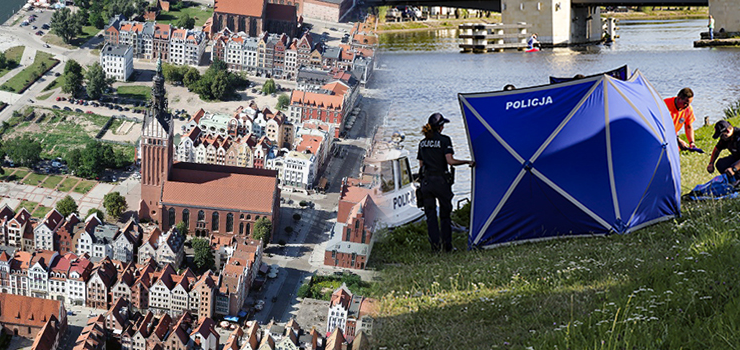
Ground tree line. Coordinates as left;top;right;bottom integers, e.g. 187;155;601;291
162;59;249;101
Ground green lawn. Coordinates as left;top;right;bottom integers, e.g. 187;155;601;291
117;85;151;101
156;1;214;27
16;200;38;213
22;172;47;186
0;46;24;79
0;51;58;93
43;25;100;48
41;175;64;189
73;180;96;194
33;205;51;218
37;91;53;101
57;177;80;192
8;168;29;182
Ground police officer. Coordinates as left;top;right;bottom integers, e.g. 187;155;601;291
417;112;475;252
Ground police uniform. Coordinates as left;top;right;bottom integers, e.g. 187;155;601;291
417;131;455;252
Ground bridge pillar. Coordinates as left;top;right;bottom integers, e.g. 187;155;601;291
501;0;600;46
709;0;740;35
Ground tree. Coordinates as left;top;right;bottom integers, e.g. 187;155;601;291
66;142;123;179
76;8;90;28
50;7;82;44
175;14;195;29
276;94;290;110
162;63;186;83
175;221;188;236
183;67;200;87
62;60;84;97
293;213;301;221
3;136;42;167
85;62;109;100
253;217;272;246
192;238;214;270
56;195;79;217
284;226;293;234
210;71;230;101
89;11;105;29
262;79;276;95
87;208;105;221
0;52;7;70
103;191;127;220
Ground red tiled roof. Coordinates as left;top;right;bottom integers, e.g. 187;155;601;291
215;0;264;18
31;315;60;350
0;294;62;329
296;135;323;154
162;163;277;213
290;90;344;110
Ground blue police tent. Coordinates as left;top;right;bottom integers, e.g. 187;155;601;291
458;70;681;248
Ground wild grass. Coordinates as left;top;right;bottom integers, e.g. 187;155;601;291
0;46;24;79
117;85;151;101
156;1;214;27
16;200;38;213
23;173;46;186
41;175;63;189
370;116;740;349
43;25;99;48
33;205;51;218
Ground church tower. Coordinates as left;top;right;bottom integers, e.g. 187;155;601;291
139;59;174;223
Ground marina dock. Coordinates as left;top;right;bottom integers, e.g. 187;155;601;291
458;23;531;53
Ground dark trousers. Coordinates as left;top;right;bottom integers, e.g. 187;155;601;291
421;175;454;252
716;155;740;174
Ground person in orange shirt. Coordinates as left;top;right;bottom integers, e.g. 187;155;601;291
664;88;695;150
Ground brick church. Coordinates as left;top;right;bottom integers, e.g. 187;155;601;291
211;0;300;38
138;60;280;239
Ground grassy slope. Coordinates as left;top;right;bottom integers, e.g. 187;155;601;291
370;115;740;349
0;46;25;79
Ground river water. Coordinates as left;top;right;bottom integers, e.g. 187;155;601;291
0;0;28;25
369;18;740;199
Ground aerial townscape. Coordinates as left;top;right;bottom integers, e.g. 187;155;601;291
0;0;395;347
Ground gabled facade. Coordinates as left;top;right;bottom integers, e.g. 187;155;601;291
34;209;64;251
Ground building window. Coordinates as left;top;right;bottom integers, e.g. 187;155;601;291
226;213;234;232
198;210;205;221
212;212;219;231
239;223;244;235
346;228;351;241
182;209;190;228
168;208;176;227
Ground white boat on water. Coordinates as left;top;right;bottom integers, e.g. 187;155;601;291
362;131;425;228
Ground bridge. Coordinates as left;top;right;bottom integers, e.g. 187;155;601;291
366;0;737;46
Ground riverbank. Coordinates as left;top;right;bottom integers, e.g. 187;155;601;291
377;9;709;33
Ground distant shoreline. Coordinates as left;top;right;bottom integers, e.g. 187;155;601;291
377;10;708;33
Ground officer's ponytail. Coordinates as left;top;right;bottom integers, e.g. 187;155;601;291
422;123;441;139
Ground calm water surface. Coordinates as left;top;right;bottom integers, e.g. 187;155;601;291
0;0;28;25
369;19;740;199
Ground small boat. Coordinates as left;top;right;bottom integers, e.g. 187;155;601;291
362;130;425;228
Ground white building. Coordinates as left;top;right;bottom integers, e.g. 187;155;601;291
34;209;64;251
100;43;134;81
170;29;206;66
279;151;317;189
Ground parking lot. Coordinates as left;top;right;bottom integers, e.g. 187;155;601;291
17;8;53;38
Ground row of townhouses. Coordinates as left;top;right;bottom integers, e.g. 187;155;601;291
0;206;185;268
0;238;262;318
211;28;375;82
104;18;207;66
175;102;335;189
76;299;220;350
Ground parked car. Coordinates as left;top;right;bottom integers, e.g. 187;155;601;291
86;110;93;114
52;105;60;109
56;96;62;101
35;30;43;36
42;23;49;29
63;106;71;111
74;108;83;113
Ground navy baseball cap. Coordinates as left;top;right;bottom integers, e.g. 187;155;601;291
713;120;732;139
428;113;450;127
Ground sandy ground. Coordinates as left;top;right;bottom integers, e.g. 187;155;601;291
295;298;330;333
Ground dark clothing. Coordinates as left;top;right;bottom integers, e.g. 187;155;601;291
714;128;740;174
715;127;740;158
417;132;453;175
716;156;740;174
421;175;454;252
418;131;455;252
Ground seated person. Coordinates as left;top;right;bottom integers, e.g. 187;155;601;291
707;120;740;178
527;33;539;49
